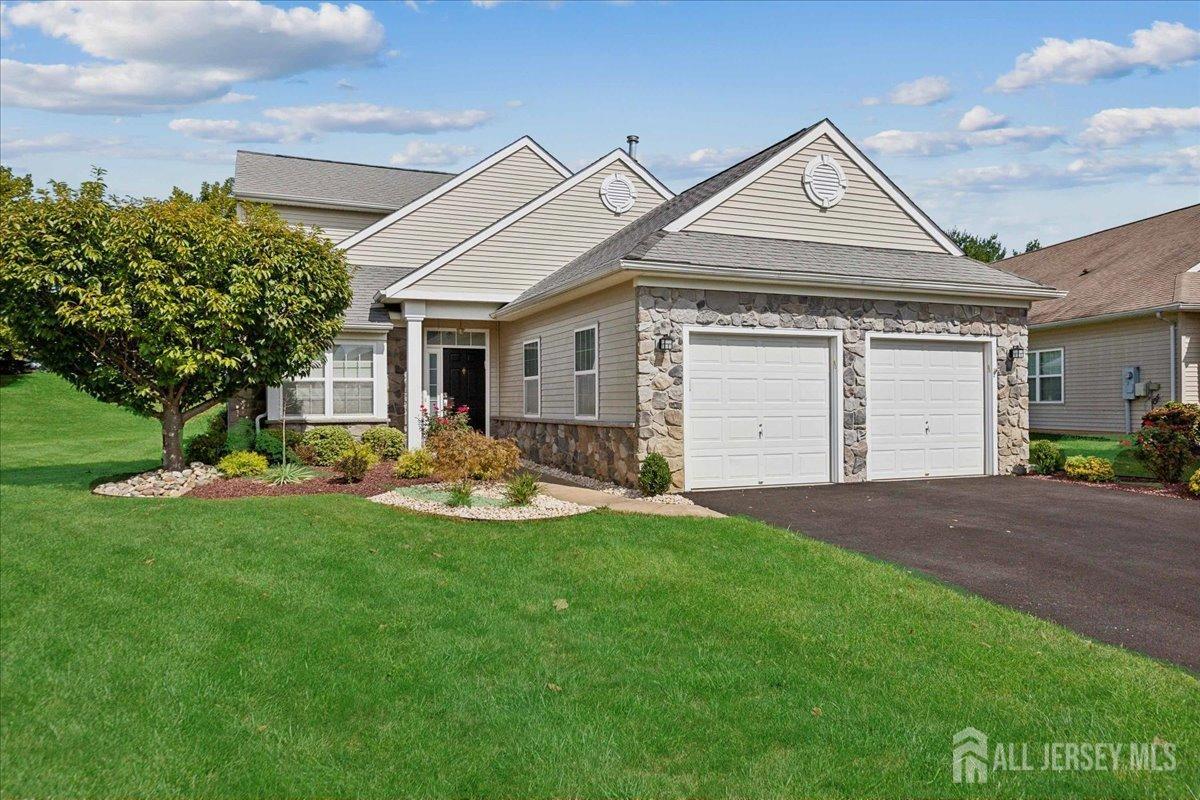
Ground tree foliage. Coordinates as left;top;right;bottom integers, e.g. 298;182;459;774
949;228;1043;263
0;169;351;468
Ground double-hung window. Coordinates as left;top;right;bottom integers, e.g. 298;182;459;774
277;339;383;420
574;325;598;419
523;340;540;417
1029;348;1064;403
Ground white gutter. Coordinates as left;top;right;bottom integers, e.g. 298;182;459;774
234;192;397;213
1031;304;1200;331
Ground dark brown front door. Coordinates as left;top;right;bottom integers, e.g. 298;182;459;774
443;348;486;432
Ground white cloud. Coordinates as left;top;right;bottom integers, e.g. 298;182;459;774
958;105;1008;132
646;146;751;178
218;91;256;104
864;125;1061;157
0;131;123;156
0;131;233;165
0;0;384;114
993;21;1200;93
471;0;502;7
262;103;491;134
863;76;952;107
168;118;309;144
389;141;477;168
336;78;357;91
1078;106;1200;147
927;146;1200;192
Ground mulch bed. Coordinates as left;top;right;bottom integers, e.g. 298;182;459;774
1028;473;1197;501
188;460;436;499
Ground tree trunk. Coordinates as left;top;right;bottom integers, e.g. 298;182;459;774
161;399;185;470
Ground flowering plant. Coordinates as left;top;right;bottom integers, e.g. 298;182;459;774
420;403;471;438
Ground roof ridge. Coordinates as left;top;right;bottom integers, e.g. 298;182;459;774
1001;203;1200;263
235;149;456;176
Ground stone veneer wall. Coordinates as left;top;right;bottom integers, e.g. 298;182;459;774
386;325;408;429
636;286;1030;489
491;418;639;488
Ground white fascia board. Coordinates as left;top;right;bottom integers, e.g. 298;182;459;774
388;288;518;302
1029;304;1199;331
662;119;964;257
335;136;572;252
378;149;675;300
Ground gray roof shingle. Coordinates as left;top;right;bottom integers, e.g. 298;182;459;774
505;122;1056;311
233;150;455;211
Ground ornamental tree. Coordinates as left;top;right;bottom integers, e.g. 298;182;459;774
0;169;351;469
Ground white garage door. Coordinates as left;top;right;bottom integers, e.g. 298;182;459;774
686;333;833;490
868;338;988;480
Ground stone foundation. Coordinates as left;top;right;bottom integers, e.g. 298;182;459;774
386;325;408;429
637;287;1030;489
491;417;639;488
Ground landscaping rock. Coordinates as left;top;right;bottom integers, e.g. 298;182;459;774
93;463;220;498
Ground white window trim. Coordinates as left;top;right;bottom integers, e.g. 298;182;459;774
1029;347;1065;405
523;339;541;418
266;335;388;423
574;324;599;420
423;327;490;436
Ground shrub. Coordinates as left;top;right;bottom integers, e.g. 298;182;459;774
1141;402;1200;446
217;450;268;478
1063;455;1115;483
332;442;378;483
504;472;540;507
265;462;315;485
1128;425;1192;484
301;426;354;466
1189;468;1200;497
420;404;471;438
428;428;520;481
224;418;254;454
254;428;299;465
293;443;318;465
395;448;435;479
184;410;227;464
447;479;474;508
360;425;407;460
639;452;672;496
1028;440;1066;475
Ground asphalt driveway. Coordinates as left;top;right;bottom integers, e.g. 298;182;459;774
690;477;1200;671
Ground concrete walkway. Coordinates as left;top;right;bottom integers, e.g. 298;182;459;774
537;481;724;518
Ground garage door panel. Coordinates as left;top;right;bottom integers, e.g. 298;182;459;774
869;339;987;480
686;333;833;489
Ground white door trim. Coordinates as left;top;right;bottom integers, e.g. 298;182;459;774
681;326;845;491
864;331;998;479
423;327;491;437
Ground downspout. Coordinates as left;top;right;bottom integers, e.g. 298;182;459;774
1155;311;1178;402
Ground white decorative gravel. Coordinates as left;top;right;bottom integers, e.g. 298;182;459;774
368;482;594;520
521;460;694;505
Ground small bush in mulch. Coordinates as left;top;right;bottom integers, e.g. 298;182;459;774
189;459;436;499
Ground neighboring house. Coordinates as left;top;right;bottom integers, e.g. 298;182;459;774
232;119;1060;490
1000;205;1200;434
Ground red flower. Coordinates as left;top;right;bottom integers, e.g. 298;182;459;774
456;405;469;414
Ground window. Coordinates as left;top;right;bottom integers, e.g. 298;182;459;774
574;325;598;419
523;340;540;416
426;330;485;347
277;339;382;419
1030;348;1063;403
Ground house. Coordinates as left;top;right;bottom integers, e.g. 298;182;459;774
999;206;1200;434
231;119;1061;490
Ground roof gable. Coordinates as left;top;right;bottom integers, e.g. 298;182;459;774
665;120;959;255
382;150;673;300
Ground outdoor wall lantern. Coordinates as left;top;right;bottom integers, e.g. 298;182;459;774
656;335;679;353
1008;345;1025;361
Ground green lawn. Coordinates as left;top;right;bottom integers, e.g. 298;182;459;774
1032;431;1200;480
2;373;1197;798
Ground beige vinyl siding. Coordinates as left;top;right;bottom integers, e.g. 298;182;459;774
497;283;636;423
409;169;667;296
1029;316;1176;433
684;134;944;253
1180;311;1199;404
271;204;385;242
342;147;565;272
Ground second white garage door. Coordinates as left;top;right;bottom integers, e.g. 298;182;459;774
686;332;834;490
867;338;988;480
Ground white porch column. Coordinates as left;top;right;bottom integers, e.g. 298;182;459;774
404;300;426;450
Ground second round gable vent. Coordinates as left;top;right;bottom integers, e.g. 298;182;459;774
803;154;848;209
600;173;637;214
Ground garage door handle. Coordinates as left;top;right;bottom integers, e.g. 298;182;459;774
758;422;763;439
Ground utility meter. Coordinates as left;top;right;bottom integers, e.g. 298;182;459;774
1121;366;1140;400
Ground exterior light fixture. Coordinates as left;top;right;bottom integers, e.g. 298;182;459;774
656;335;678;353
1009;345;1025;361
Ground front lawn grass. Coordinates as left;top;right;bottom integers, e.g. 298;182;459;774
3;373;1197;798
1032;431;1200;480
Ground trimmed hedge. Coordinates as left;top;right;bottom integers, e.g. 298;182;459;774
360;425;406;460
639;452;672;496
1028;440;1065;475
301;426;354;466
217;450;268;478
1064;455;1115;483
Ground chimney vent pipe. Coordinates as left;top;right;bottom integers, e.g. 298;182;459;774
626;134;639;161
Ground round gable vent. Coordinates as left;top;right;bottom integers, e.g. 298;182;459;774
803;154;848;209
600;173;637;214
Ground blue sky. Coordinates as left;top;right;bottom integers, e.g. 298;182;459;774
2;0;1197;248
